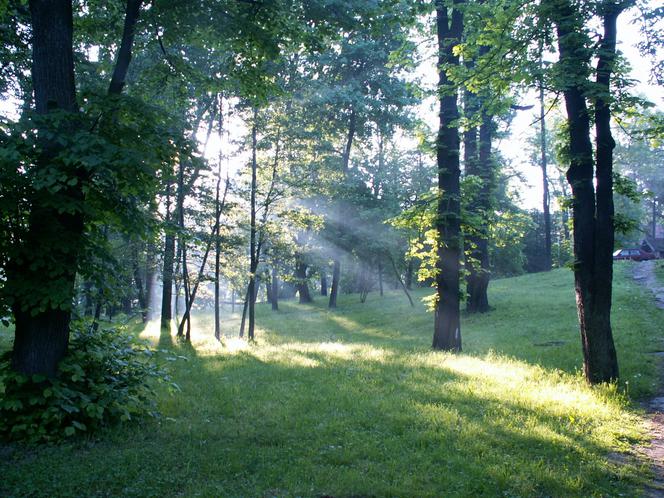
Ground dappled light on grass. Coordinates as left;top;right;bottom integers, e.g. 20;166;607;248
5;269;660;497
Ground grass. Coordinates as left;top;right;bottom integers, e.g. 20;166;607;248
1;262;662;497
655;259;664;286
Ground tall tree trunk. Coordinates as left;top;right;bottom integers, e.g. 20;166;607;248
466;109;493;313
11;0;144;375
83;280;94;317
547;0;620;383
432;0;463;351
271;266;279;311
653;199;657;239
9;0;79;376
295;258;313;303
539;61;552;271
247;110;258;340
214;96;225;341
107;0;142;95
328;259;341;308
329;109;356;309
144;241;156;321
589;1;621;383
266;273;273;303
132;242;148;323
378;262;384;297
405;257;414;290
432;0;463;352
161;178;175;329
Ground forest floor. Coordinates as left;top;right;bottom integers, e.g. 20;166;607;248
632;259;664;497
1;264;663;497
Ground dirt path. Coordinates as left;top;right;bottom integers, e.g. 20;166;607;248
633;261;664;496
633;260;664;310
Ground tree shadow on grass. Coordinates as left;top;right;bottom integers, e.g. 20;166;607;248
1;335;645;498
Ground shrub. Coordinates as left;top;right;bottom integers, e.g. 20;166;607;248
0;322;171;443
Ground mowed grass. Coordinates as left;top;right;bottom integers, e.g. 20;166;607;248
655;259;664;285
1;262;662;497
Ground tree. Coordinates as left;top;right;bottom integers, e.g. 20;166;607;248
432;0;464;351
542;0;626;383
3;0;145;376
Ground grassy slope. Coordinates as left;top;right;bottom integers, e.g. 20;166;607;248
1;263;662;497
655;260;664;286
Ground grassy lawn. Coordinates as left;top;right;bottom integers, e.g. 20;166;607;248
1;263;662;497
655;259;664;286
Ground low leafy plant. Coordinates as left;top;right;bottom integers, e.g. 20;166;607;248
0;322;172;443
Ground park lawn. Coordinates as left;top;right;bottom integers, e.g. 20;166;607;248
1;263;662;497
655;259;664;285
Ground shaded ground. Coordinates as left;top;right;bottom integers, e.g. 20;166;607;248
0;266;662;497
633;260;664;496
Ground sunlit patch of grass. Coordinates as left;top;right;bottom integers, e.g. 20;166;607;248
1;267;661;497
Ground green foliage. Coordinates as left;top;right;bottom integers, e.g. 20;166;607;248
0;93;182;317
0;323;171;443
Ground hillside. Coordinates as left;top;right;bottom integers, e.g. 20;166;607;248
1;263;662;497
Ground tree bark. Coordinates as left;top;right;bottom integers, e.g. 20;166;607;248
589;1;621;383
271;266;279;311
328;109;356;309
10;0;78;376
160;177;175;329
432;0;463;352
378;262;384;297
132;242;148;323
539;57;553;271
405;257;414;290
466;109;493;313
295;258;313;303
547;0;620;383
247;110;258;340
328;259;341;308
107;0;143;95
144;241;156;321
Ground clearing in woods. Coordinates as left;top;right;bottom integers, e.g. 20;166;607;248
1;263;663;497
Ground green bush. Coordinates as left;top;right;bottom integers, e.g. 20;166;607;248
0;323;171;443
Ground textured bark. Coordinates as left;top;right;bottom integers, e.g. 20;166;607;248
328;259;341;308
10;0;78;376
539;65;552;271
247;111;258;340
107;0;142;95
329;110;356;309
160;179;175;329
589;2;621;383
432;0;463;352
466;110;493;313
295;259;313;304
144;241;156;321
271;266;279;311
377;263;383;297
548;0;620;383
